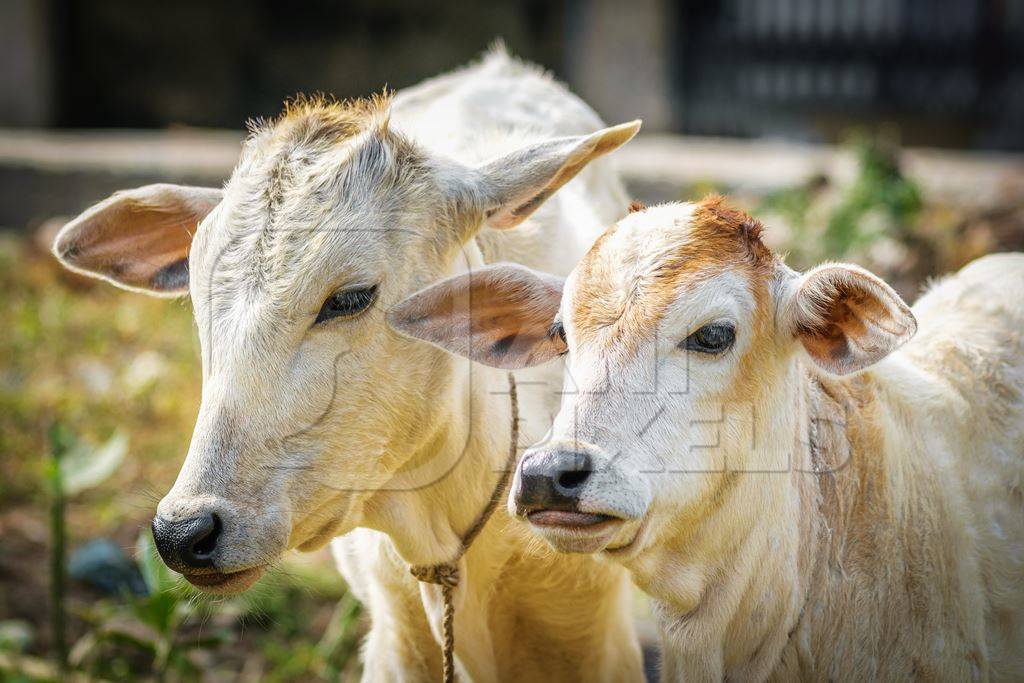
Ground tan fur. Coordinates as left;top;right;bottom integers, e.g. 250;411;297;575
271;93;393;142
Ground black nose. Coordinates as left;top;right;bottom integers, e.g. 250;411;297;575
516;449;593;512
151;513;221;571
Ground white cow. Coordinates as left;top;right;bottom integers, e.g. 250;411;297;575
54;49;644;682
392;196;1024;681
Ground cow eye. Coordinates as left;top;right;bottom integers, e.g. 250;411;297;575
549;321;568;354
315;285;378;324
682;323;735;354
550;321;567;344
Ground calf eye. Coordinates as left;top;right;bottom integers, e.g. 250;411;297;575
682;323;735;354
315;285;378;324
549;321;568;354
549;321;567;344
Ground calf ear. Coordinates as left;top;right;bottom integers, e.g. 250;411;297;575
52;184;222;296
477;120;641;230
388;264;566;370
791;263;917;375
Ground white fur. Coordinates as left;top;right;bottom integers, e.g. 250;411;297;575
166;49;644;681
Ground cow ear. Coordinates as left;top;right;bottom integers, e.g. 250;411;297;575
476;121;641;230
52;183;222;296
388;263;566;370
791;263;917;375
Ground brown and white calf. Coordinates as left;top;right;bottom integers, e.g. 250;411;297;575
392;196;1024;680
53;50;645;682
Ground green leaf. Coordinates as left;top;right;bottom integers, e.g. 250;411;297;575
60;430;128;496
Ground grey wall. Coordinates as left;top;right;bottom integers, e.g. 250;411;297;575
0;0;53;126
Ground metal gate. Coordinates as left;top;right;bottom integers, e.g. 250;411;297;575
672;0;1024;150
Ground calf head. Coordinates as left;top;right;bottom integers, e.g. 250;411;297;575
54;95;639;593
393;196;917;559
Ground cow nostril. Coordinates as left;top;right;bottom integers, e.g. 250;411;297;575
190;513;221;559
517;449;595;512
557;469;590;490
152;512;223;570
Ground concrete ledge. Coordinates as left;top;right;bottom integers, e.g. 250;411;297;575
0;128;243;176
618;135;1024;209
0;129;241;229
2;128;1022;229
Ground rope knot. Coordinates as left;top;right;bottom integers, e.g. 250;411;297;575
410;562;460;588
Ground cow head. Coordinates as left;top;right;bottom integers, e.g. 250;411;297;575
392;196;916;560
53;94;639;593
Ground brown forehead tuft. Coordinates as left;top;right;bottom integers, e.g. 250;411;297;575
691;194;771;266
250;91;393;146
628;200;647;213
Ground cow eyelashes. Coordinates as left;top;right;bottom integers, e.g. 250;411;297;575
315;285;378;325
682;322;736;354
549;321;568;354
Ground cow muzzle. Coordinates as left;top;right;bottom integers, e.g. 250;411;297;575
153;493;287;594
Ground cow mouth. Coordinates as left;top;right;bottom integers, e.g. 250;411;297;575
181;565;266;595
522;509;629;554
602;514;650;561
526;510;620;529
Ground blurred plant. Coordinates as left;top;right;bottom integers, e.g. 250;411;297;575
44;424;71;675
68;530;229;681
823;131;923;257
758;173;829;261
63;530;364;682
240;563;362;682
58;430;128;497
757;131;924;268
44;424;144;679
315;593;363;681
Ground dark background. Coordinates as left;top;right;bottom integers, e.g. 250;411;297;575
4;0;1023;149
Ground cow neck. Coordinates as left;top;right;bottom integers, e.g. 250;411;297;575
359;358;516;568
639;363;818;676
409;372;520;683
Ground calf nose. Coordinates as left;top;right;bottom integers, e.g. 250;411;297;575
516;449;593;512
151;513;222;571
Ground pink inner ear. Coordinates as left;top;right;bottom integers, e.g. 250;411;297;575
55;185;220;293
796;270;916;375
467;292;566;367
455;270;564;368
79;209;192;283
389;264;566;370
